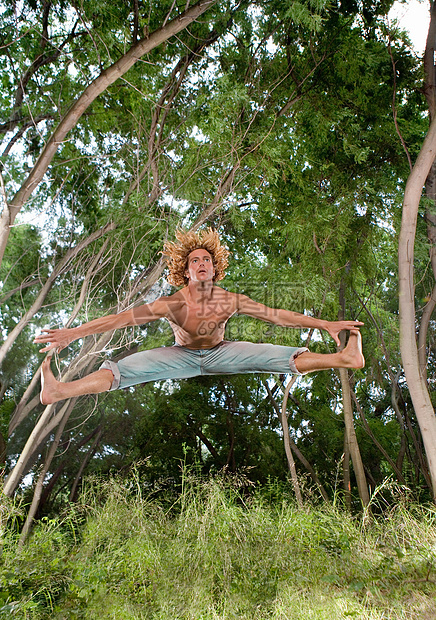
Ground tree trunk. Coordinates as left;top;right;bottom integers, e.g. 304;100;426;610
0;222;115;366
398;113;436;500
265;378;303;506
338;282;369;506
186;416;223;465
349;387;406;484
265;380;329;503
38;425;105;511
421;1;436;377
343;434;351;511
0;0;218;269
280;381;304;508
418;283;436;379
0;432;6;465
339;367;370;507
18;398;76;546
69;427;103;502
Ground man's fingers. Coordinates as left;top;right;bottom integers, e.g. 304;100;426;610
34;332;51;340
39;343;54;352
34;328;57;341
38;342;61;353
34;335;57;344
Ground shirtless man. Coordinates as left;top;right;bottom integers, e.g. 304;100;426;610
34;228;364;405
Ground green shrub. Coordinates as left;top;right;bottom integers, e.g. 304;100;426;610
1;473;435;619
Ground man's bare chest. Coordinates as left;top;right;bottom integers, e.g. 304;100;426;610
168;292;236;331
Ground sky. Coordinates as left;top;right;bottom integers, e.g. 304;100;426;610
389;0;430;54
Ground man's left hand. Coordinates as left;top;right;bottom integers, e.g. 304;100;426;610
324;320;364;346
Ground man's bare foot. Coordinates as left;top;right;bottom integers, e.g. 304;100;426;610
40;357;65;405
342;329;365;369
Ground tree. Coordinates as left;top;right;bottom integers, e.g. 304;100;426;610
398;3;436;500
398;122;436;498
2;0;433;514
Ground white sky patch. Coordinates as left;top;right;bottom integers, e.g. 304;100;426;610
68;63;79;78
190;125;209;143
389;0;430;54
160;192;191;214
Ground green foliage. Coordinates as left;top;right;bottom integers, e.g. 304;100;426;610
1;473;436;618
0;399;14;439
1;0;433;512
115;374;286;485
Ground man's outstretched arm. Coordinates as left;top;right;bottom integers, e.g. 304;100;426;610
235;294;363;346
34;297;172;353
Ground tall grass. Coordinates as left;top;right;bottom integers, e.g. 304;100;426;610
1;473;436;619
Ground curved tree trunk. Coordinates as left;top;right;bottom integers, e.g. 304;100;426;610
0;0;218;269
18;399;76;547
421;0;436;376
0;222;115;366
265;380;330;504
279;378;303;508
339;367;369;507
398;113;436;500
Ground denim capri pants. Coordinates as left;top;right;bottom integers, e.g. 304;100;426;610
100;341;309;390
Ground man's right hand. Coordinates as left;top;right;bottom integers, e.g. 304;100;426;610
34;327;76;353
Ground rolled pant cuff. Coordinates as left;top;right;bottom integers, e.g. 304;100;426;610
100;361;120;390
289;347;309;375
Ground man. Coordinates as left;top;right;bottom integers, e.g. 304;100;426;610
34;228;364;405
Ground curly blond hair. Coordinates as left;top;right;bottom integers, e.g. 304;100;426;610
162;228;230;286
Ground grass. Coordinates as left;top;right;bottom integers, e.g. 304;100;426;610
1;473;436;619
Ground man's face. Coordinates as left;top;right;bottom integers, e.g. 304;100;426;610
185;248;215;283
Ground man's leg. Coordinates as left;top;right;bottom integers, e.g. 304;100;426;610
40;345;204;405
294;329;364;374
40;357;114;405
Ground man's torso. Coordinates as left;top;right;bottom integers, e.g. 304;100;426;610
165;287;238;349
